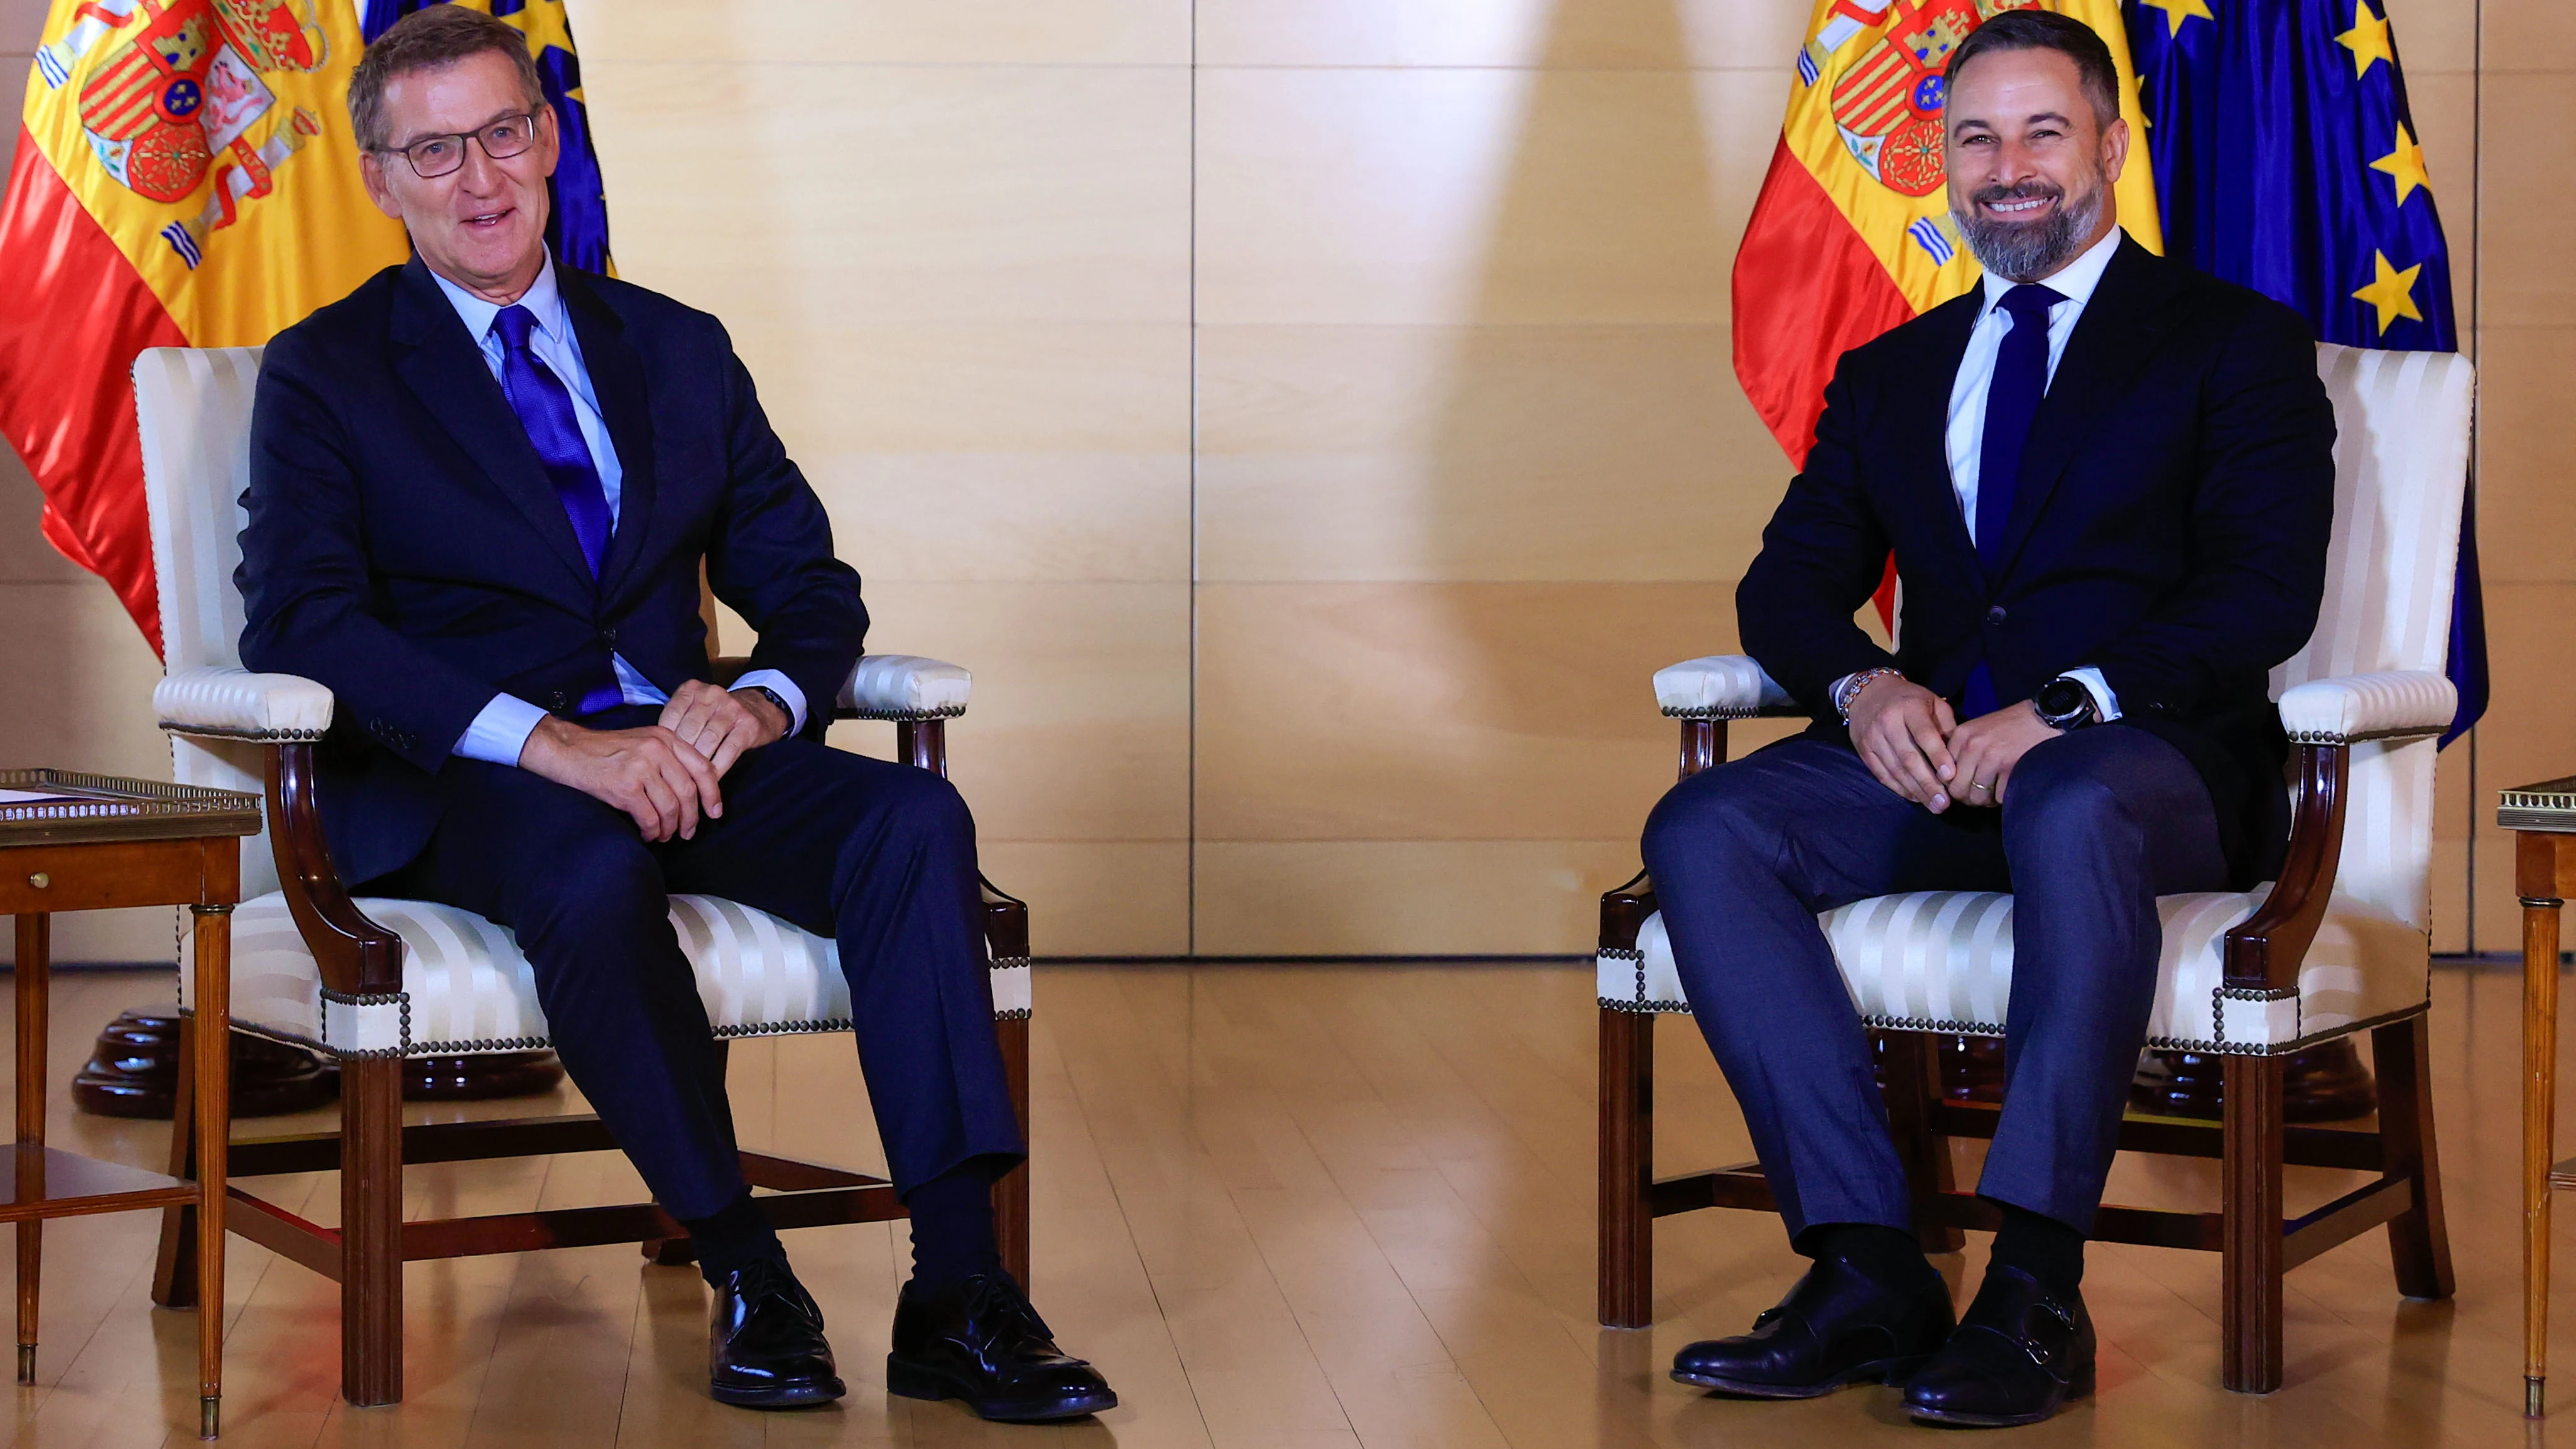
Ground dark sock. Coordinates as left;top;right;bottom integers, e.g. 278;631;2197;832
905;1161;1001;1293
1798;1222;1938;1291
681;1188;785;1288
1987;1203;2084;1299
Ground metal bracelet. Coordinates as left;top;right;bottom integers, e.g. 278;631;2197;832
1835;667;1905;724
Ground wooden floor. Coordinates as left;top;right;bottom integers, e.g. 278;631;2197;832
4;961;2574;1447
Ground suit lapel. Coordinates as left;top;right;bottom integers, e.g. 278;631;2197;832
1903;291;1987;595
388;258;596;590
559;268;658;602
1987;236;2182;582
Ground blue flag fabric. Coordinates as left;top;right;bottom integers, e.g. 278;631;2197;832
2128;0;2485;744
361;1;614;274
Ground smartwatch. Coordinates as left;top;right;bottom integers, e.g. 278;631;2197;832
2034;675;2100;731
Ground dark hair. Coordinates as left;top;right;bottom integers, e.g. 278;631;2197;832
347;6;545;153
1943;9;2121;129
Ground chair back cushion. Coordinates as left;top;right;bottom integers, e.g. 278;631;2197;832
2274;344;2473;931
134;346;280;900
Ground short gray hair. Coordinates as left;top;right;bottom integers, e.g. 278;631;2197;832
347;7;545;153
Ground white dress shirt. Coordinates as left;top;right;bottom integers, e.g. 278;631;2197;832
1835;224;2126;722
431;251;809;765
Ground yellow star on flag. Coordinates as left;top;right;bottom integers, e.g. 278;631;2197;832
2371;122;2431;205
2352;251;2423;335
2139;0;2216;36
2337;1;2394;78
467;0;588;104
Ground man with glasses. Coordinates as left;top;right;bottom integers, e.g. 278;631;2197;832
237;8;1115;1422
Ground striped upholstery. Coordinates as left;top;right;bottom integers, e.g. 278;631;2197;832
1598;889;2427;1052
136;345;1029;1056
1609;345;2472;1055
183;892;1031;1058
137;347;282;900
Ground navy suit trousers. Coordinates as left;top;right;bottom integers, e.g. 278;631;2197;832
366;717;1026;1220
1639;727;2229;1239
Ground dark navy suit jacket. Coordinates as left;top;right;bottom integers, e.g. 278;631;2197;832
239;256;867;887
1738;237;2336;884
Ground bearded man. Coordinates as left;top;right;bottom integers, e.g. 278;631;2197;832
1644;10;2334;1429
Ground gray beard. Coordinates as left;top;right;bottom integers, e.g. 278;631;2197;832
1952;179;2105;282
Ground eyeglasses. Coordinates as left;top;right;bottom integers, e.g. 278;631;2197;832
384;111;541;179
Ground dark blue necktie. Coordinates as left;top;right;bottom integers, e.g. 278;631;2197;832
1962;281;2062;718
492;304;622;715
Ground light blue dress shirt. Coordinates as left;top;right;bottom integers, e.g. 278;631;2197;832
1834;224;2124;722
431;251;808;765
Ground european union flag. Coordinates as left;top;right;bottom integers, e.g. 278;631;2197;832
2129;0;2485;744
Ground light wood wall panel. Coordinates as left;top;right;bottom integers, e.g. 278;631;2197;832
2460;0;2576;952
1190;0;1793;953
577;3;1193;955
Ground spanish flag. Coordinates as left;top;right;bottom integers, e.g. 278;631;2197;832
1734;0;2163;467
0;1;607;652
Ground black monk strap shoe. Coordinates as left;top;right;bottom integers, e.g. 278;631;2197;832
708;1258;847;1409
1670;1252;1955;1399
1902;1264;2095;1428
887;1271;1118;1423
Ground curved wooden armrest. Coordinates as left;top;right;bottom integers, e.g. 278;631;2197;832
2221;742;2349;994
979;876;1030;960
1601;869;1657;952
266;741;404;997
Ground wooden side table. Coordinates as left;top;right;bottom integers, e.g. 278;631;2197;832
2510;776;2576;1418
0;770;259;1438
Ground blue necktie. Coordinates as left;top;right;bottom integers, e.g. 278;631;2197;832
1962;281;2063;718
492;304;622;715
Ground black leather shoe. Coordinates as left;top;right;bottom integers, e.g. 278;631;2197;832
708;1258;847;1408
1903;1264;2095;1427
888;1271;1117;1422
1671;1252;1955;1399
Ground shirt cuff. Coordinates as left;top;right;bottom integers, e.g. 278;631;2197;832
731;668;808;735
453;692;551;766
2062;666;2122;722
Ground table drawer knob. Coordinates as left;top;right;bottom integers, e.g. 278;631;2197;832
26;872;46;890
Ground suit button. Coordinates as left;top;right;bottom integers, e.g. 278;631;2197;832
1986;605;2008;624
601;626;617;644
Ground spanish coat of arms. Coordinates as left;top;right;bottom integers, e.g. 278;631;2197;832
1807;0;2039;198
40;0;328;249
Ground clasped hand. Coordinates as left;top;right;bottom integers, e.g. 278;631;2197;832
1844;676;2058;813
517;680;791;842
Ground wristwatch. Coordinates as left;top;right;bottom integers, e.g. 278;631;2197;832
2033;675;2100;731
740;685;791;724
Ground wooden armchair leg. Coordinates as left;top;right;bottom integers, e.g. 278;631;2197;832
1877;1032;1965;1257
340;1057;406;1407
2222;1053;2288;1394
1598;1007;1655;1329
151;1015;202;1310
995;1016;1032;1288
2371;1016;2454;1300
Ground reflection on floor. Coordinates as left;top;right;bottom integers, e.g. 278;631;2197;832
0;962;2565;1446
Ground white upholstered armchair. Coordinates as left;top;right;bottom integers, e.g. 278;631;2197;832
1597;343;2470;1394
131;346;1033;1408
